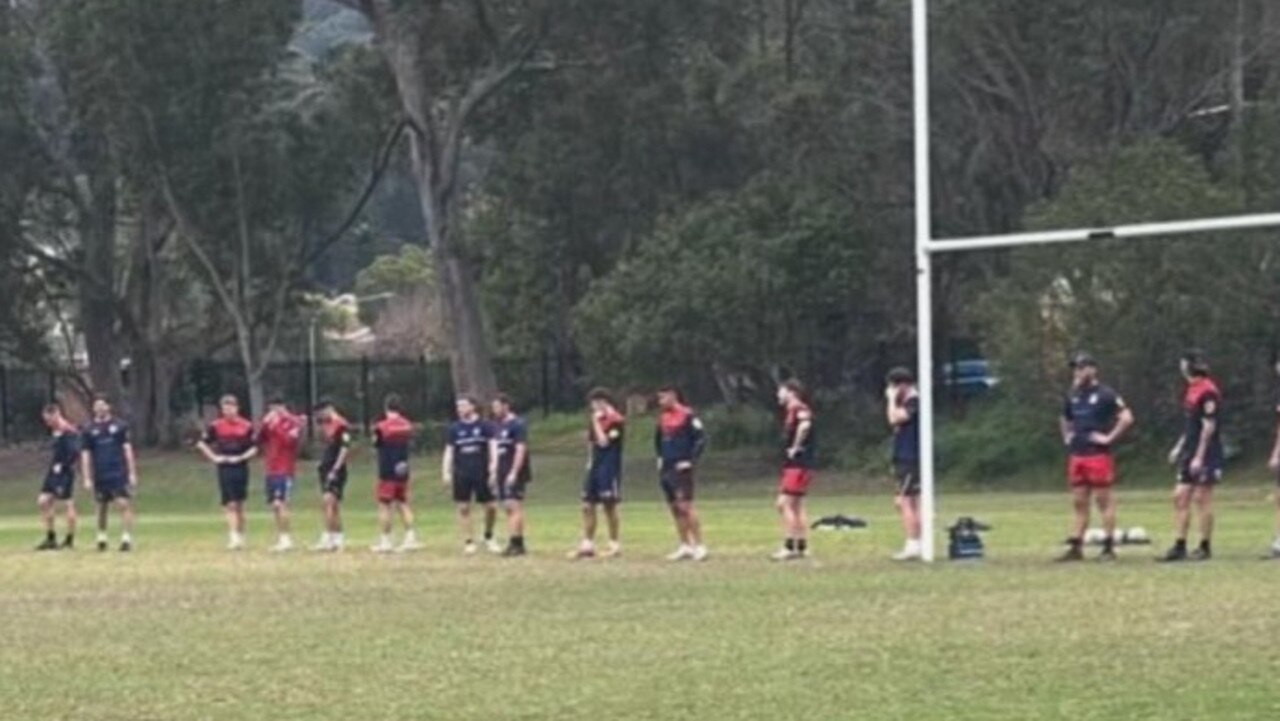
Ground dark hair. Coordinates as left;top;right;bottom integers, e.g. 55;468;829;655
587;387;615;406
219;394;239;405
384;393;403;413
43;402;63;415
492;392;513;408
886;367;915;385
313;398;335;411
457;395;479;408
781;379;808;402
1181;349;1210;376
268;396;286;407
92;394;111;405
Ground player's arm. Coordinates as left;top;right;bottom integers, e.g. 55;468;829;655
1059;397;1073;446
441;445;454;487
680;415;706;470
124;442;138;488
1191;396;1218;469
80;448;94;491
330;432;351;475
487;436;500;485
1268;406;1280;472
591;415;612;448
1091;396;1134;446
235;442;259;464
509;440;528;484
886;387;912;426
196;424;222;464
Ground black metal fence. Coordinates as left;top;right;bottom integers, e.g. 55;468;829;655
0;366;59;442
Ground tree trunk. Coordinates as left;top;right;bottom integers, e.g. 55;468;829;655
434;245;498;399
79;184;122;405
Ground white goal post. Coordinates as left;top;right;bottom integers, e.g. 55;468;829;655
910;0;1280;561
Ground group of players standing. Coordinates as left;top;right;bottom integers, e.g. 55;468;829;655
31;348;1279;561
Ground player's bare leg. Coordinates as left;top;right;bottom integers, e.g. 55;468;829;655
773;494;806;560
117;498;135;551
602;500;621;557
393;502;421;552
321;493;344;550
1094;488;1117;561
1192;485;1214;559
501;500;526;556
893;494;922;561
224;501;245;550
1173;484;1193;541
370;502;395;553
61;500;77;547
456;502;476;554
570;502;598;559
483;502;500;553
680;499;706;560
36;494;57;550
95;502;110;551
271;499;292;551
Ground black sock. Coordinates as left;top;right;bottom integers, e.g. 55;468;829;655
1069;537;1083;550
512;535;524;548
1174;538;1187;551
484;531;493;541
797;538;808;553
64;533;74;543
1102;536;1114;552
465;538;473;546
1199;539;1211;552
46;530;56;542
784;538;796;551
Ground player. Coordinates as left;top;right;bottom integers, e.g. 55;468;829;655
654;385;707;562
371;394;422;554
196;395;258;550
489;393;531;557
35;403;79;551
80;395;138;552
443;395;498;555
1161;350;1223;562
312;400;352;552
1057;353;1134;562
1268;359;1280;559
885;368;924;561
257;396;303;552
772;379;814;561
568;388;626;560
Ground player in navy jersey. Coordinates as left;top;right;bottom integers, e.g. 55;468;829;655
196;395;258;551
489;393;531;557
885;368;925;561
772;379;814;561
312;400;352;552
371;394;421;554
79;395;138;552
1057;353;1134;562
443;396;497;555
36;403;79;551
654;385;707;562
569;388;626;559
1162;350;1223;562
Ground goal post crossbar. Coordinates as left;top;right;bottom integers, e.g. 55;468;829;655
909;0;1280;562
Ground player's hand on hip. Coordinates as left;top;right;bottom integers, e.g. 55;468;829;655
676;460;693;471
1269;455;1280;473
1189;457;1204;476
1167;448;1180;466
1087;432;1111;446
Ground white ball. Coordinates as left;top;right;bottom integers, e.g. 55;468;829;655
1127;527;1149;544
1083;528;1105;544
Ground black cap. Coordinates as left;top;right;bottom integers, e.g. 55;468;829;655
886;366;915;384
1068;351;1098;369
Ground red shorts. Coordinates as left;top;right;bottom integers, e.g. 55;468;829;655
779;467;813;496
1067;455;1114;488
376;480;409;504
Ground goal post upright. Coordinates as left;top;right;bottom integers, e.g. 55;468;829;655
911;0;937;562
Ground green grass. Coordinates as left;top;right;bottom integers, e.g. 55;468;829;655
2;448;1279;721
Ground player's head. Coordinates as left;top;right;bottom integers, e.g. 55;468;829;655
886;367;915;389
656;385;681;410
1069;352;1098;385
313;399;336;421
1274;357;1280;378
777;379;806;407
456;395;478;419
587;387;615;414
491;392;513;417
384;393;403;416
219;394;240;418
42;402;65;428
91;394;111;419
1180;349;1209;379
267;395;287;413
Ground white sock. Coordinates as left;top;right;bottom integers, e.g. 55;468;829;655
279;534;292;545
97;532;108;543
380;534;392;546
333;533;344;545
403;530;418;543
121;532;132;544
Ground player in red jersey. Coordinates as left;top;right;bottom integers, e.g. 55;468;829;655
312;400;352;552
772;379;814;561
1161;350;1223;562
257;397;303;552
197;395;258;550
371;394;422;554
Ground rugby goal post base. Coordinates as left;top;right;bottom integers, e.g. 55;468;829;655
910;0;1280;561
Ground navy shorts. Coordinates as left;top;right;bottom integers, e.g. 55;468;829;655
1176;458;1222;486
265;475;293;504
452;472;495;504
218;468;249;506
319;468;348;500
894;462;921;497
583;469;622;504
497;463;531;503
94;477;131;504
659;467;694;504
41;474;75;501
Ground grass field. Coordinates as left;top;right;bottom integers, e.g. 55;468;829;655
2;445;1280;721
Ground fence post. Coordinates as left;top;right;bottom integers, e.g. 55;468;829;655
0;364;9;442
540;349;551;418
418;355;429;420
304;355;316;440
360;355;371;436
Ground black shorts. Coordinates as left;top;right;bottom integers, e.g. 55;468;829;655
497;463;531;503
94;478;131;504
319;468;348;500
218;469;249;506
894;462;921;497
1176;458;1222;486
583;469;622;504
659;467;695;504
453;473;495;504
41;474;75;501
